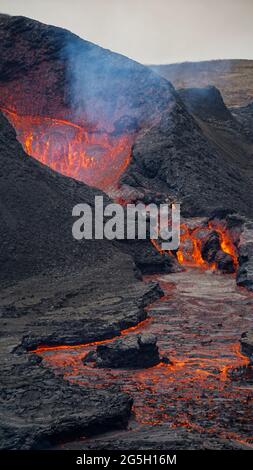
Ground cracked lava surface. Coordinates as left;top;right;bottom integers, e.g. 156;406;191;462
35;268;253;444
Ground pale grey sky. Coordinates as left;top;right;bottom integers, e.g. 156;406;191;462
0;0;252;64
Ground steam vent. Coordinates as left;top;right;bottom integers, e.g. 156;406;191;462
1;11;253;456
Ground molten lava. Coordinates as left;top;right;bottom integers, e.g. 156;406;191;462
176;224;210;268
2;107;134;191
32;318;151;354
177;223;238;269
208;222;238;268
152;221;238;270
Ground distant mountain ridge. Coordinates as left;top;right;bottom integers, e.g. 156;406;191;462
151;60;253;107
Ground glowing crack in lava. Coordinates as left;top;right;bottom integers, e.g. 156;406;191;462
176;224;210;268
152;221;238;270
209;222;239;268
2;107;134;191
176;222;238;269
33;271;253;444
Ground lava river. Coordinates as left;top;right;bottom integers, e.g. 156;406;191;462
35;268;253;445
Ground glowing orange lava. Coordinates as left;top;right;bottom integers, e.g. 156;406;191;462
152;221;238;270
209;222;238;268
1;106;134;191
32;318;151;354
176;224;210;268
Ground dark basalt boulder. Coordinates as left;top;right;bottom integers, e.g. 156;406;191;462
201;230;221;263
135;250;181;275
236;221;253;290
214;250;235;274
85;334;161;369
200;229;236;273
237;261;253;290
240;330;253;363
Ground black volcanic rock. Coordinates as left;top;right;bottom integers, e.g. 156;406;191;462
237;261;253;290
178;86;233;121
240;331;253;363
90;333;161;369
0;357;133;450
236;221;253;291
134;248;181;275
214;250;235;274
200;230;235;273
117;238;182;275
201;231;221;263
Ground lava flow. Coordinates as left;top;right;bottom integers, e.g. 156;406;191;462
176;224;211;268
152;220;238;270
208;221;239;268
2;107;134;191
34;270;253;444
